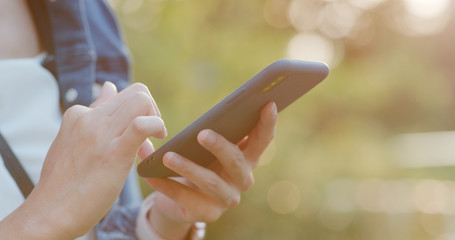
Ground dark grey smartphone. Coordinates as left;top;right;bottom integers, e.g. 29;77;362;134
137;59;329;178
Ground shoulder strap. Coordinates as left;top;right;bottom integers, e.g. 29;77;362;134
0;133;35;198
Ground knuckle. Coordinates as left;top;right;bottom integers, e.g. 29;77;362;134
74;113;108;144
181;209;194;222
133;91;152;107
131;116;165;137
201;208;223;223
258;128;274;144
225;148;245;170
202;173;221;193
242;174;255;191
183;206;222;223
232;149;245;164
75;113;93;130
228;195;241;208
130;117;147;134
62;105;85;122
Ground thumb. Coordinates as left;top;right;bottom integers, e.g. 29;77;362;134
90;81;118;108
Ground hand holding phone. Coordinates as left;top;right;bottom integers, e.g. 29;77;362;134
137;59;329;178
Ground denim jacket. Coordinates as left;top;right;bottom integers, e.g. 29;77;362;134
30;0;143;239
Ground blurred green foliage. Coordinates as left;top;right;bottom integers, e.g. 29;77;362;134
110;0;455;239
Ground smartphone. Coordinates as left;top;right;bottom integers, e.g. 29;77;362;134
137;59;329;178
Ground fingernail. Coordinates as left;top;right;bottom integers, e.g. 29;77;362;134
98;82;108;94
270;102;277;115
201;129;216;145
163;152;178;166
163;125;168;138
101;81;112;89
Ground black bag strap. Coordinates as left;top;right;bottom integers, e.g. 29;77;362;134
0;132;35;198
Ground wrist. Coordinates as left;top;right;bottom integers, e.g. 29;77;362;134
137;193;206;240
136;193;205;240
148;204;192;240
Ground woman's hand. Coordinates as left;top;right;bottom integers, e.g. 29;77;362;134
142;102;278;240
0;82;167;240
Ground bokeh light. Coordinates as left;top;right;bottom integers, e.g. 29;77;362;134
316;2;362;39
263;0;291;29
384;180;414;214
402;0;450;19
267;180;301;214
325;178;357;212
390;131;455;168
390;0;452;36
348;0;385;10
286;32;340;67
287;0;322;32
414;179;451;214
356;179;388;212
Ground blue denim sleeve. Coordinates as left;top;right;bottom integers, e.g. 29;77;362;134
95;169;143;240
95;203;140;240
95;202;140;240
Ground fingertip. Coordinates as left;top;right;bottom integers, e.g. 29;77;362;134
197;129;208;142
138;139;155;159
197;129;216;146
243;173;255;191
102;81;117;94
267;101;277;118
163;122;168;137
151;117;168;139
271;102;277;115
91;81;118;107
103;80;114;88
157;125;168;139
119;116;168;153
163;152;174;166
258;102;278;127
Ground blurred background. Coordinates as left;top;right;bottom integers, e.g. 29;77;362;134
109;0;455;239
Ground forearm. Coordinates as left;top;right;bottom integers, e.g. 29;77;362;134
0;195;74;240
0;181;102;240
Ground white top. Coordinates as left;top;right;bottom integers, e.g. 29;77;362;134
0;54;61;215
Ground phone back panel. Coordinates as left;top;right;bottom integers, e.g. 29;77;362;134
137;59;329;177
